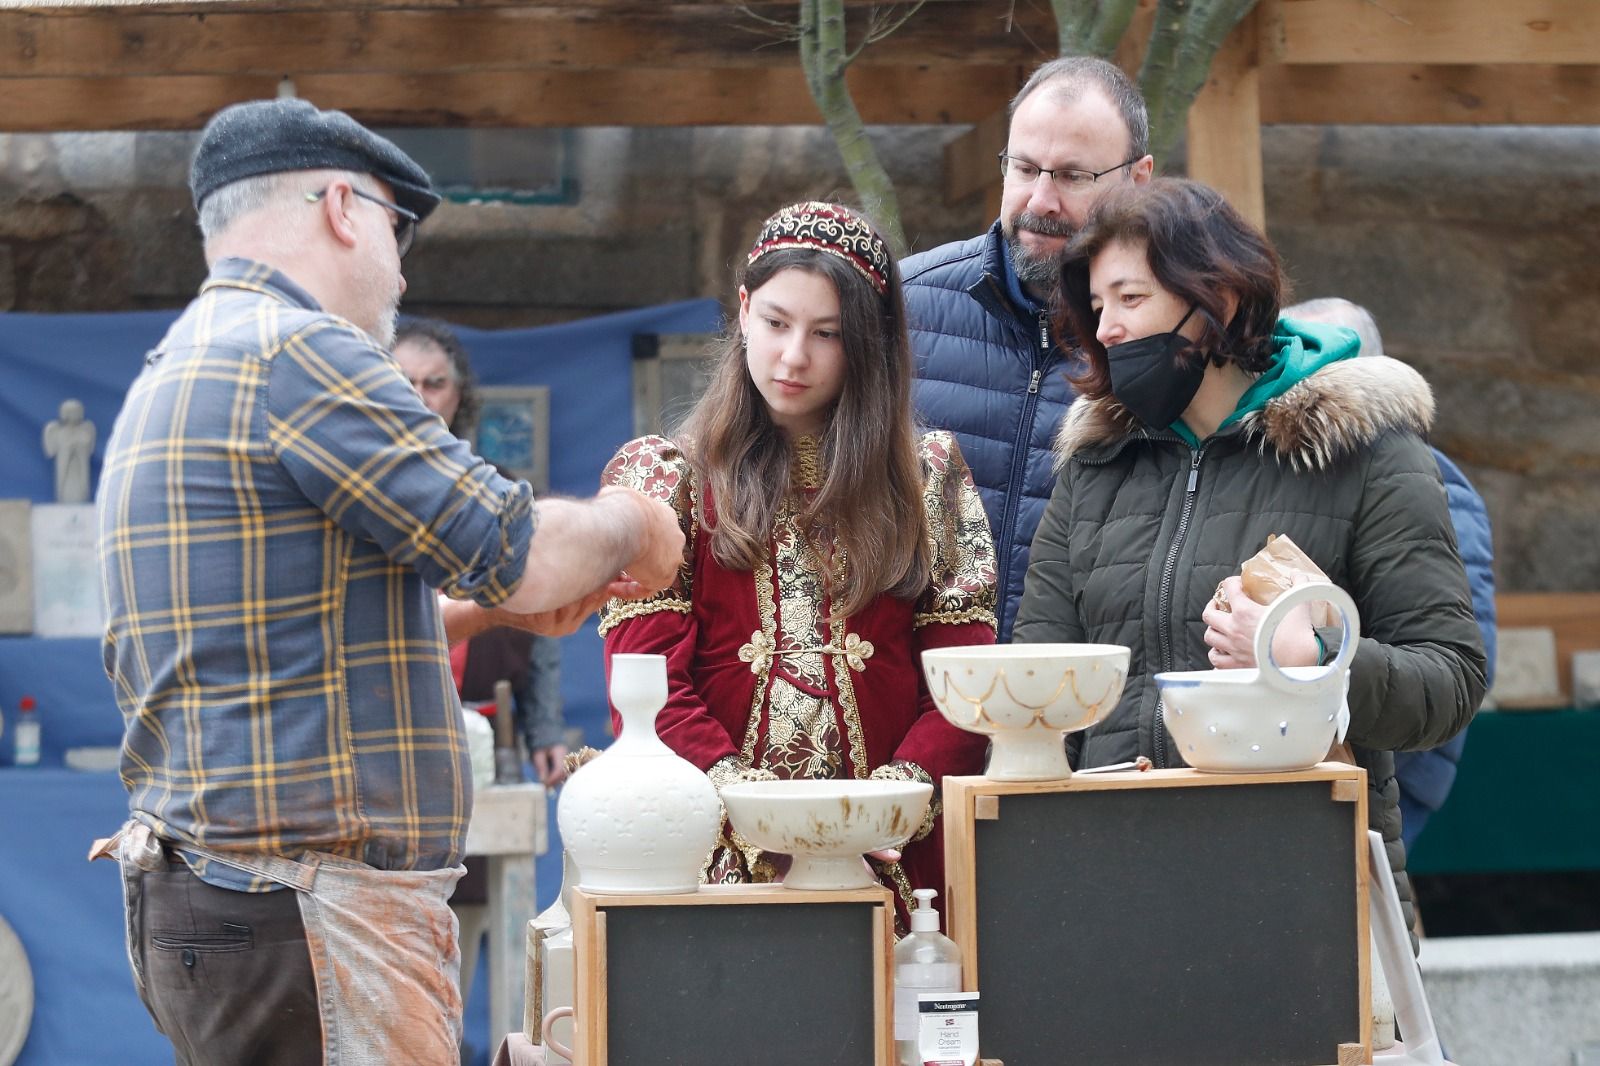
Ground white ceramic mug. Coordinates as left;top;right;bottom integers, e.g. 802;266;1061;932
542;1005;575;1061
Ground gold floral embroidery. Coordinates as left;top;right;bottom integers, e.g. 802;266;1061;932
738;630;776;674
764;684;844;779
598;435;699;635
738;630;873;673
792;435;824;490
870;760;939;842
831;614;872;779
597;598;691;636
914;431;999;630
834;632;874;672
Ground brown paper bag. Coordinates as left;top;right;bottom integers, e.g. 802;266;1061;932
1237;534;1354;765
1239;533;1334;628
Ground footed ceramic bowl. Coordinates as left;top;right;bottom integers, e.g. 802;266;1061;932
719;779;934;891
1158;582;1360;773
921;644;1131;781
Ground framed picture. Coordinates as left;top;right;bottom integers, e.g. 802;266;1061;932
472;385;551;494
632;332;717;437
0;500;32;634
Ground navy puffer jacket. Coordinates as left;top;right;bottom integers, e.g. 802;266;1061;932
903;223;1077;642
1394;449;1497;847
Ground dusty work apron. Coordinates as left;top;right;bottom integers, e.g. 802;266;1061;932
102;821;465;1066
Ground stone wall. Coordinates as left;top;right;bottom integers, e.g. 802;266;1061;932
1264;126;1600;594
1;122;1594;590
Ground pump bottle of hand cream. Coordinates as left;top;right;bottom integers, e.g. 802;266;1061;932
894;888;961;1066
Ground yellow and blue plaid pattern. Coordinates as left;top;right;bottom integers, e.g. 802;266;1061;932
98;258;534;890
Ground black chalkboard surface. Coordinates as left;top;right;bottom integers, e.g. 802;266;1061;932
944;767;1370;1066
570;883;894;1066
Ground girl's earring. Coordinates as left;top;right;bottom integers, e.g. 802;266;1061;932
740;334;748;350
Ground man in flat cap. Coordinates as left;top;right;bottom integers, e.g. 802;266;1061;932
96;98;683;1064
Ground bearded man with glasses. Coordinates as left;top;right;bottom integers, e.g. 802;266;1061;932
903;56;1154;642
95;97;684;1064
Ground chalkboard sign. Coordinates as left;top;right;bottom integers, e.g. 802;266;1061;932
570;883;893;1066
944;767;1370;1066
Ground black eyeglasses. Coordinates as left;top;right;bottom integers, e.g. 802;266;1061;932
306;186;419;258
998;152;1137;196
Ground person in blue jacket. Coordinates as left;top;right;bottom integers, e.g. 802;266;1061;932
1285;298;1498;849
902;56;1154;641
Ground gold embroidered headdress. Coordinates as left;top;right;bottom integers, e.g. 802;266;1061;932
746;201;891;295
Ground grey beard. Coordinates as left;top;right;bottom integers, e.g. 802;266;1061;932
373;302;398;349
1006;228;1072;290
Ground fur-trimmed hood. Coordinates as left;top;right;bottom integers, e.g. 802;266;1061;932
1053;355;1435;473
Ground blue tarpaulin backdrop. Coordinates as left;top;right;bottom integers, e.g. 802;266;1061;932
0;298;722;1065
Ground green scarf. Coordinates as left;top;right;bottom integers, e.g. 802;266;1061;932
1170;316;1361;447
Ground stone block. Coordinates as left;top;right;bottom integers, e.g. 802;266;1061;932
1420;931;1600;1066
402;231;696;310
0;244;15;311
132;131;198;190
0;194;95;241
1271;220;1518;353
1265;126;1600;228
53;132;136;191
18;232;130;311
0;133;66;195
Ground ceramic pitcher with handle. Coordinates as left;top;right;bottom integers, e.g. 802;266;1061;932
1158;581;1360;773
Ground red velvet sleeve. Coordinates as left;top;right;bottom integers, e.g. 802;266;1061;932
892;432;1000;780
892;619;994;781
598;435;740;771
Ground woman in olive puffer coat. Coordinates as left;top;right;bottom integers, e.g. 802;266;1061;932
1014;179;1487;944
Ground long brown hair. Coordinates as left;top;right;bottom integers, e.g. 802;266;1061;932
680;242;929;619
1057;177;1285;400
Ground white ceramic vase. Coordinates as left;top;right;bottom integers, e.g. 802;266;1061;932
556;653;720;894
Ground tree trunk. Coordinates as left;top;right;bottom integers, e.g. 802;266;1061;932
799;0;907;252
1137;0;1258;161
1052;0;1139;59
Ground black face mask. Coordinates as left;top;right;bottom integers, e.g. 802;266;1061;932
1105;304;1202;429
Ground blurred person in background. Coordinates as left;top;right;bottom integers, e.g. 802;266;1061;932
394;317;570;787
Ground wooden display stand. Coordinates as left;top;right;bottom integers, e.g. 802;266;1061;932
461;782;548;1049
945;765;1371;1066
569;883;894;1066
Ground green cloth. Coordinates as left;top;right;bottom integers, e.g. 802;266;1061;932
1171;317;1361;448
1409;708;1600;875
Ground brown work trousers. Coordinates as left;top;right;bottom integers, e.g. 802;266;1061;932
127;861;324;1065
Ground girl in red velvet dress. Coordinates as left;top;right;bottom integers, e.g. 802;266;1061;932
599;202;997;928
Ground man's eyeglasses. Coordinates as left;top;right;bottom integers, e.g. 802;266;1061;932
305;186;419;258
998;152;1137;196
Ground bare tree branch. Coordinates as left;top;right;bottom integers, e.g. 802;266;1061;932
866;0;928;46
1052;0;1138;58
1137;0;1257;161
799;0;908;250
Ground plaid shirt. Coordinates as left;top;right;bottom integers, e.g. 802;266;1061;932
99;258;534;890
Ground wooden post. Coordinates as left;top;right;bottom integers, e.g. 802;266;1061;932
1185;9;1264;230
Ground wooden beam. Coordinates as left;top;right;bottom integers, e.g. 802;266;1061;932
2;0;963;9
1186;8;1263;229
1260;63;1600;125
0;3;1055;79
0;63;1023;131
1262;0;1600;66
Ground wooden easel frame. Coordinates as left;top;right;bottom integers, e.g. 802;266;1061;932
569;883;895;1066
944;763;1372;1066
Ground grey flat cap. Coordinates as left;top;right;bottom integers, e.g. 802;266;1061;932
189;98;440;221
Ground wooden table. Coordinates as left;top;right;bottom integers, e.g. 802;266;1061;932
462;783;548;1051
